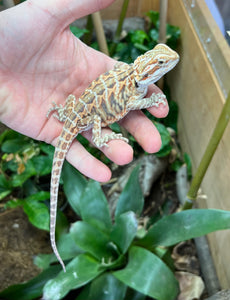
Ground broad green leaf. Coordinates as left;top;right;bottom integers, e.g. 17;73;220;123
70;221;113;260
110;212;138;254
4;198;24;209
145;10;159;27
34;233;83;269
77;273;127;300
22;192;50;231
166;24;181;49
0;190;11;200
134;43;150;52
23;199;49;231
1;137;29;153
115;165;143;218
149;28;159;43
164;99;178;132
55;210;69;238
125;288;146;300
109;122;122;133
11;160;37;187
113;246;179;300
139;209;230;248
5;192;50;230
0;174;12;190
31;155;52;176
154;122;172;157
79;180;112;232
130;30;150;45
0;265;61;300
34;253;55;270
0;129;17;145
0;174;12;200
62;162;87;215
43;254;104;300
39;142;54;157
156;144;172;158
70;25;89;38
25;191;50;202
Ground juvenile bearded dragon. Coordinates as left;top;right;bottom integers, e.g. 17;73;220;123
47;44;179;272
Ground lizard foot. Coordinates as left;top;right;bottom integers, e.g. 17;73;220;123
94;132;129;148
46;101;67;122
150;93;167;107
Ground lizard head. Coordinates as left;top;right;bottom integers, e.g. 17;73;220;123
133;44;179;87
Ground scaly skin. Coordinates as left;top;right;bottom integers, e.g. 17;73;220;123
47;43;179;272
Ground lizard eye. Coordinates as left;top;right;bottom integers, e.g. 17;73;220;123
158;59;165;65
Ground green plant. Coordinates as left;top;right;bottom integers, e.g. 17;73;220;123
0;130;54;224
1;163;230;300
111;11;180;63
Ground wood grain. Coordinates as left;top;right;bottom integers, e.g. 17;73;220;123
166;0;230;288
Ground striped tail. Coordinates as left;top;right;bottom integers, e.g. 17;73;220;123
49;125;78;272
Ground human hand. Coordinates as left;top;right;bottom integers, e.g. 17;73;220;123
0;0;169;181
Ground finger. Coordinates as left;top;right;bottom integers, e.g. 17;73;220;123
146;84;169;118
66;141;112;182
49;126;133;181
51;135;112;182
119;110;162;153
82;128;134;165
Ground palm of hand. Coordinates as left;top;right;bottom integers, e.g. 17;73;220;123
0;1;168;180
0;3;113;143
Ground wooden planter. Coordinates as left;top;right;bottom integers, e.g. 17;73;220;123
101;0;230;288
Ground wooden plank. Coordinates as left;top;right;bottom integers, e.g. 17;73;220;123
166;0;230;288
183;0;230;98
101;0;159;19
101;0;141;19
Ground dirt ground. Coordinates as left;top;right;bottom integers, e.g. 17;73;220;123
0;207;51;291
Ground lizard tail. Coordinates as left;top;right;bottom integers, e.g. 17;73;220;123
50;126;78;272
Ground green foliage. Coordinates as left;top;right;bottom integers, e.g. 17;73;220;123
6;191;50;231
1;165;230;300
70;25;89;38
112;10;180;63
154;122;172;157
0;130;54;228
0;266;62;300
0;9;222;300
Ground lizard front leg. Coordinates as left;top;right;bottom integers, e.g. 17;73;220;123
92;115;129;147
126;92;167;110
47;94;76;122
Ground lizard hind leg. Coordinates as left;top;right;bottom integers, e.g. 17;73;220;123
47;94;76;122
92;115;129;148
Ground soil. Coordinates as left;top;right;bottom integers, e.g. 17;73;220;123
0;168;208;300
0;168;178;293
0;207;51;291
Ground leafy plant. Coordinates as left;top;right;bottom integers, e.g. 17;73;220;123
0;130;57;230
111;11;180;63
1;164;230;300
69;25;89;39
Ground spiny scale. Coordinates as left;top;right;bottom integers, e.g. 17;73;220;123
47;44;179;272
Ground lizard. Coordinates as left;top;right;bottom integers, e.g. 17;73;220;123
47;43;179;272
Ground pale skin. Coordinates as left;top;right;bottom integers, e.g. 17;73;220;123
0;0;169;182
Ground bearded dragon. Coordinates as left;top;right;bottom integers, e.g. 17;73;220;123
47;44;179;272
